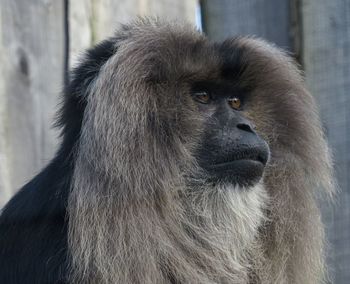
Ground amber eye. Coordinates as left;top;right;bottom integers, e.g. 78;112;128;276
228;97;242;110
193;91;211;104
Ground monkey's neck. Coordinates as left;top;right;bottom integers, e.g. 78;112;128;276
68;181;268;283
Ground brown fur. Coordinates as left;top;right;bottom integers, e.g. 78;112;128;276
68;19;335;283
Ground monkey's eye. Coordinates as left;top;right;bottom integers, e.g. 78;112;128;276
228;97;242;110
192;91;210;104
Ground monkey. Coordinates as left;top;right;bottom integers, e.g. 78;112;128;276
0;18;334;284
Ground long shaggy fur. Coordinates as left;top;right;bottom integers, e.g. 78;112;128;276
67;19;334;283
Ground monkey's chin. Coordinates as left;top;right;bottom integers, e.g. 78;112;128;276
206;159;265;187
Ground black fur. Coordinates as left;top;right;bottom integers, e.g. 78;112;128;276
0;38;117;284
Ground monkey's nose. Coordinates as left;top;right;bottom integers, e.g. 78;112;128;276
236;122;255;134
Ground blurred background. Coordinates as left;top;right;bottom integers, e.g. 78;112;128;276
0;0;349;282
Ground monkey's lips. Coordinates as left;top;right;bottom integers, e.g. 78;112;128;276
206;155;267;187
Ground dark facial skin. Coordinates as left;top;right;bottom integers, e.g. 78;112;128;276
192;82;270;187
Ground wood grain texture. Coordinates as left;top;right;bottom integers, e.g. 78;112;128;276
201;0;291;49
69;0;197;54
301;1;350;283
69;0;93;66
0;4;11;205
0;0;65;202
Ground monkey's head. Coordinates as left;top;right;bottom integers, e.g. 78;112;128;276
67;19;335;283
93;21;294;192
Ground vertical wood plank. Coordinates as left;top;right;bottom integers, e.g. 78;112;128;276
301;1;350;282
144;0;197;25
69;0;197;50
92;0;197;43
0;4;11;205
201;0;291;48
0;0;65;200
69;0;93;65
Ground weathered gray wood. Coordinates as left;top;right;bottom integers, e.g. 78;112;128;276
0;4;11;206
0;0;65;202
92;0;197;42
69;0;197;51
143;0;197;25
201;0;291;48
301;1;350;283
69;0;93;66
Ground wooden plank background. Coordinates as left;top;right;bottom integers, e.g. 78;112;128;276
301;1;350;282
0;0;65;203
0;0;349;282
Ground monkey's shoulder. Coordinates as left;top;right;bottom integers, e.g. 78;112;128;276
0;160;70;284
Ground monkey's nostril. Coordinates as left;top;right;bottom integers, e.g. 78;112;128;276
237;123;254;134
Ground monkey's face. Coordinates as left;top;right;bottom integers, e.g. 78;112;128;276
191;81;270;187
141;36;274;188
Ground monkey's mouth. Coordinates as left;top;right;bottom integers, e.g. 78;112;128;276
210;147;268;168
205;151;269;187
